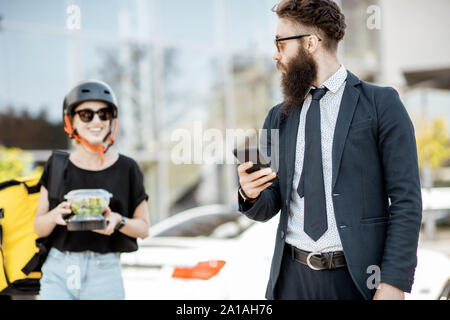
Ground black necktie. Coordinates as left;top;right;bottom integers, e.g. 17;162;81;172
297;88;328;241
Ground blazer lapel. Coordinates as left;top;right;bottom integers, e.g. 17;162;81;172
332;71;361;190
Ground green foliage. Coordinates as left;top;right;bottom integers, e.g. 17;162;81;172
0;146;43;182
416;118;450;169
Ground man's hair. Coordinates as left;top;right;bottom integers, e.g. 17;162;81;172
273;0;346;52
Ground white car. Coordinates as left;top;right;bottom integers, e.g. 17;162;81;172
121;205;450;300
121;205;275;300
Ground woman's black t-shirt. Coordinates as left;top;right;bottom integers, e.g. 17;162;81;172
38;153;149;253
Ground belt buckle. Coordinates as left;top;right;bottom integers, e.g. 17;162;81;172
306;252;323;271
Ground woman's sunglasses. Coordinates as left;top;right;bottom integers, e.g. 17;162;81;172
73;107;114;123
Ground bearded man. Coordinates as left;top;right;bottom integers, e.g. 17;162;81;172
236;0;422;300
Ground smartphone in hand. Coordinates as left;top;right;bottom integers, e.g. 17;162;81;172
233;146;278;183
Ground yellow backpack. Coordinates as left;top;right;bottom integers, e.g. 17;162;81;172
0;151;68;296
0;177;42;295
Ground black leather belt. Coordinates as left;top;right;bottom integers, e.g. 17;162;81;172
285;243;347;271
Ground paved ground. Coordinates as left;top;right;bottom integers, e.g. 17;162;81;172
418;225;450;257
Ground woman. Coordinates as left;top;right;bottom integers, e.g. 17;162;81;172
34;80;150;300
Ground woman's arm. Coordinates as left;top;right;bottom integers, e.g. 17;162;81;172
116;200;150;239
93;200;150;239
34;185;71;238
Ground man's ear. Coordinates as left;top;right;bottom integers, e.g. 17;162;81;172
306;35;320;53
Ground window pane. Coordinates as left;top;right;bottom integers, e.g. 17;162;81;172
76;0;121;34
0;0;66;28
0;31;69;123
231;55;280;130
159;0;215;45
162;48;217;131
228;0;276;54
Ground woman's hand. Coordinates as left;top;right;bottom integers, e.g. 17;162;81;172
92;206;122;236
49;201;72;226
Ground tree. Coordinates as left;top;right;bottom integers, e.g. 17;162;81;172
416;117;450;170
0;146;43;182
0;108;69;150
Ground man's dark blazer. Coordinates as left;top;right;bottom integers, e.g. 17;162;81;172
238;70;423;300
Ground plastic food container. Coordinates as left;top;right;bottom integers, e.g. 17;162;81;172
64;189;112;231
65;189;112;216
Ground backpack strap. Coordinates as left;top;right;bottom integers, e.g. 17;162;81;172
48;150;70;204
0;180;21;191
20;241;49;276
0;208;4;249
0;226;11;289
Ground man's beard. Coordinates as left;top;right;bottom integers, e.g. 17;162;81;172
279;47;317;115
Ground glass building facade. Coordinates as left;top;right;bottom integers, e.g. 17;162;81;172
1;0;449;222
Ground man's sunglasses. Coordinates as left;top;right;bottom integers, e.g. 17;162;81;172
275;34;322;52
73;107;114;122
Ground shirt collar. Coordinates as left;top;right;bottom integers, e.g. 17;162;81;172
322;64;347;94
306;65;347;98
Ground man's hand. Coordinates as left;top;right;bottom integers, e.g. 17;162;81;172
373;282;405;300
237;162;277;200
92;207;122;236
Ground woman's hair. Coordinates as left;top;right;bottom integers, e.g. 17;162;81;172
272;0;346;52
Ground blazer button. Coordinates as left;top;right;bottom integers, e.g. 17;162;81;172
281;231;285;239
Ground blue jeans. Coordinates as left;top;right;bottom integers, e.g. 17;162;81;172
39;247;125;300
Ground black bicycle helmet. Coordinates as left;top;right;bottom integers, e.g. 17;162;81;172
63;80;118;118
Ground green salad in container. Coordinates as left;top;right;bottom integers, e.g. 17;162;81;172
64;189;113;216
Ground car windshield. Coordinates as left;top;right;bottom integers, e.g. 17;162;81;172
153;212;255;239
